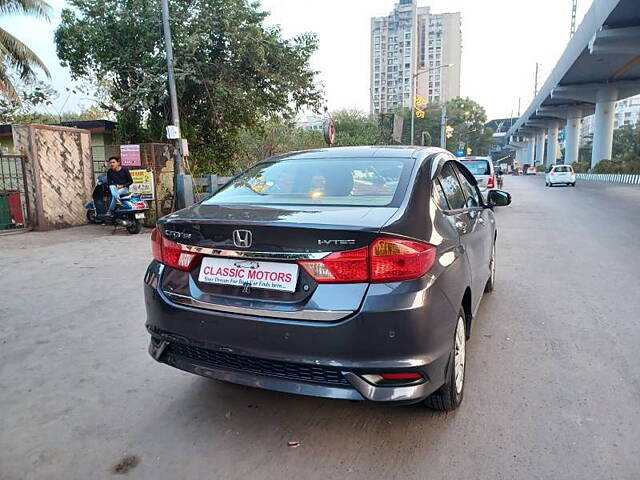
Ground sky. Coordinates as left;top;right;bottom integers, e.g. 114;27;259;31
0;0;591;120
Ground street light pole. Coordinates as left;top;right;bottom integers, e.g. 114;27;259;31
160;0;186;209
439;64;453;149
410;64;453;147
440;102;447;149
409;71;421;146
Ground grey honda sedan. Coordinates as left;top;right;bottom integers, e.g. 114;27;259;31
144;146;511;411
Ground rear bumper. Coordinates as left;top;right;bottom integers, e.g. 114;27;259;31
148;332;444;402
144;261;457;403
548;177;575;184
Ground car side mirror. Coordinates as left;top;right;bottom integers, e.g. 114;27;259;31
487;190;511;207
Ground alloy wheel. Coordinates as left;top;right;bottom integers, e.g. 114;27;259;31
454;316;466;394
490;243;496;285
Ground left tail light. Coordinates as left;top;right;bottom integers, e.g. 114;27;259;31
151;228;200;271
487;175;495;188
134;201;148;210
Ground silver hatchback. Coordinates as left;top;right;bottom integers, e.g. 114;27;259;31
460;157;496;202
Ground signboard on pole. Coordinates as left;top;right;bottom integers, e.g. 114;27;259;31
323;119;336;146
392;114;404;143
120;144;141;167
129;169;155;200
414;95;427;119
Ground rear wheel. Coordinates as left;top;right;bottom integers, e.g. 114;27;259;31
423;310;466;411
484;242;496;293
86;210;102;224
126;220;142;234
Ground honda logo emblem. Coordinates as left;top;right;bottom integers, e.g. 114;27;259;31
233;229;252;248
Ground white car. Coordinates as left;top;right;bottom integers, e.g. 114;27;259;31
546;165;576;187
460;157;496;202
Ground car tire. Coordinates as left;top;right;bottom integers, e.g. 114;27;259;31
423;309;466;411
571;183;576;187
484;242;496;293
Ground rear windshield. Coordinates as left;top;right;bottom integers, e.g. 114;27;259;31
553;166;573;173
205;158;411;207
461;160;490;176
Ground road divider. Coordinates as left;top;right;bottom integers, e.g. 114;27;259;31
574;173;640;185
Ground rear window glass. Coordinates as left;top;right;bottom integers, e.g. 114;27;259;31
205;158;410;207
439;163;466;210
553;166;573;173
461;160;490;176
432;179;450;210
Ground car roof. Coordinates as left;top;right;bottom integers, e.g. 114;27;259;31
266;146;446;161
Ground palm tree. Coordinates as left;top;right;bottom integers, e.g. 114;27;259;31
0;0;52;98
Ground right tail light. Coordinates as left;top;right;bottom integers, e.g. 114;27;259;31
299;237;436;284
369;238;436;283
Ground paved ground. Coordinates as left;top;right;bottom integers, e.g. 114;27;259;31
1;177;639;480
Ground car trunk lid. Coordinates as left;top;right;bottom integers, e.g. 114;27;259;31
157;203;398;315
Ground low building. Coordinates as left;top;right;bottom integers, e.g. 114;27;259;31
0;120;117;160
296;115;324;131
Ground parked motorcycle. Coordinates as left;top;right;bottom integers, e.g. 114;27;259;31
85;174;148;234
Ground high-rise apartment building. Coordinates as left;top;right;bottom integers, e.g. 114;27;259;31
370;0;461;115
580;94;640;146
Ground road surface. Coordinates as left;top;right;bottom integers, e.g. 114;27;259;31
1;176;639;480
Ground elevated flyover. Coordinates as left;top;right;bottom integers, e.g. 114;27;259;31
507;0;640;168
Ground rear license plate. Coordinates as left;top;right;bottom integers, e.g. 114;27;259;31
198;257;299;292
135;213;145;219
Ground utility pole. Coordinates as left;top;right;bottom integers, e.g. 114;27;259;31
160;0;186;209
517;97;521;117
440;103;447;149
410;70;417;146
570;0;578;38
411;64;453;146
534;62;540;97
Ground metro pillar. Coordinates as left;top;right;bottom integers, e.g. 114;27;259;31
565;107;582;166
591;87;618;169
535;130;546;167
546;121;559;168
527;137;535;165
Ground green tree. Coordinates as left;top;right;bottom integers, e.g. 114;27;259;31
228;117;324;174
445;97;495;155
332;109;383;146
55;0;323;173
395;106;441;146
0;77;56;122
612;124;638;158
0;0;52;98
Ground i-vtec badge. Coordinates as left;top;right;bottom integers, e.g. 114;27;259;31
318;239;357;246
165;230;192;240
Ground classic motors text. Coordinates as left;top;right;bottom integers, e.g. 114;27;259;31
201;266;293;283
